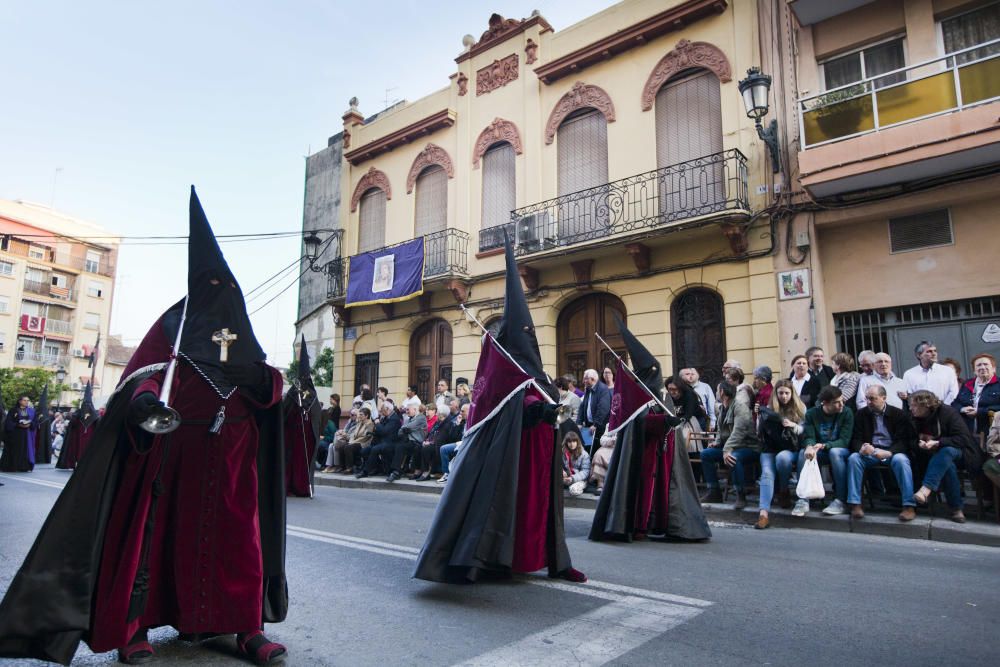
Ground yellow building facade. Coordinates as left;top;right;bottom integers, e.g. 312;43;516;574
322;0;782;401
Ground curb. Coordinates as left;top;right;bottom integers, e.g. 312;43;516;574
313;473;1000;547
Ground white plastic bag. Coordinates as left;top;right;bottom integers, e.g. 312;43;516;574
795;458;826;500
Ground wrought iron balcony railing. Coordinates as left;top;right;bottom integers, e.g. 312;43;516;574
799;38;1000;148
326;228;470;300
14;351;71;368
479;149;749;255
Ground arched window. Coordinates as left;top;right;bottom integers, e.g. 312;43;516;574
357;188;386;253
556;108;609;243
415;165;448;274
655;70;724;217
481;142;516;231
671;288;725;389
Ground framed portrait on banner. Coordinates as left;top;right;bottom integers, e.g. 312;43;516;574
372;255;395;293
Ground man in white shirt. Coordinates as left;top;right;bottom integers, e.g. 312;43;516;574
902;341;959;405
681;367;715;430
434;379;454;415
401;384;422;411
857;353;908;410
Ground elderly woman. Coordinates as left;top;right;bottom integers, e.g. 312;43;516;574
952;353;1000;436
830;352;861;411
909;390;982;523
335;406;374;474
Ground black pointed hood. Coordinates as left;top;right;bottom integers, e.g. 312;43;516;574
495;232;555;399
296;335;317;403
614;315;662;397
78;382;97;427
158;187;266;396
35;384;49;424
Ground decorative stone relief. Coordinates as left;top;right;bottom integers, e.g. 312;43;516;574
476;54;519;96
350;167;392;212
472;118;524;167
544;81;616;144
641;39;732;111
525;38;538;65
457;72;468;96
406;144;455;194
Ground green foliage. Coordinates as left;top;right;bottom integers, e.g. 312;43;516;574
283;346;334;387
0;368;70;411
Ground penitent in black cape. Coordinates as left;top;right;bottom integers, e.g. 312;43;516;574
33;384;52;465
413;234;576;583
0;188;288;665
283;335;322;497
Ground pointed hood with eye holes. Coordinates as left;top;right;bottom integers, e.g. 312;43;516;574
295;335;317;405
78;381;98;427
134;187;265;398
613;314;662;398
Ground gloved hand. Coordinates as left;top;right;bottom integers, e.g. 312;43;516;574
223;362;267;388
128;392;163;425
541;402;559;426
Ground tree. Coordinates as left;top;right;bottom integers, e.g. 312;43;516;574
283;346;334;388
0;368;70;411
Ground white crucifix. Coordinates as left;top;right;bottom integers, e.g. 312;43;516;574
211;328;238;363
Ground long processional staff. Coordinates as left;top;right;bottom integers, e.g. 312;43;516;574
0;188;289;666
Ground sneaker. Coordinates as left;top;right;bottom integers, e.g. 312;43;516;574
386;471;401;483
437;473;449;484
791;499;810;517
822;499;846;515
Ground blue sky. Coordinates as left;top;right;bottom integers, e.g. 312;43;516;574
1;0;612;366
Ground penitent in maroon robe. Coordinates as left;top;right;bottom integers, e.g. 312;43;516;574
87;360;283;652
283;401;316;498
511;393;554;573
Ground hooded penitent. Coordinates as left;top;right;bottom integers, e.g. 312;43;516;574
0;187;287;665
589;318;711;543
414;233;573;583
55;381;99;470
33;384;52;465
284;335;322;497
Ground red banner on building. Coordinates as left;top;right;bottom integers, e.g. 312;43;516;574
20;315;45;334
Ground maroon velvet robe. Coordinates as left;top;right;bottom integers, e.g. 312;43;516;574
283;404;315;498
633;414;672;535
87;362;282;652
511;393;554;573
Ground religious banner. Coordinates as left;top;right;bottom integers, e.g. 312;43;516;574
346;237;424;307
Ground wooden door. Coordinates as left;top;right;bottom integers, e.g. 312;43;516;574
557;294;627;385
409;319;453;401
671;288;726;388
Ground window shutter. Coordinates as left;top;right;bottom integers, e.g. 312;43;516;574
556;109;610;241
481;142;516;229
414;165;448;237
888;209;953;253
358;188;386;253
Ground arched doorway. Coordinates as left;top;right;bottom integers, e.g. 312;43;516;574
557;294;627;385
671;288;725;388
409;319;453;401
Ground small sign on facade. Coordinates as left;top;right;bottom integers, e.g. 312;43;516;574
982;322;1000;343
343;327;358;341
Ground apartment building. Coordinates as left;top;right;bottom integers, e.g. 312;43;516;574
766;0;1000;369
0;199;121;404
302;0;785;400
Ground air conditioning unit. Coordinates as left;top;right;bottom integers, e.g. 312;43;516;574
71;382;82;391
515;212;556;250
72;348;85;358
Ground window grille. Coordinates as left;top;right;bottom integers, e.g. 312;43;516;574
888;209;953;253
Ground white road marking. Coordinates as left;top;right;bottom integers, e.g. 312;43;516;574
288;524;421;553
0;473;67;490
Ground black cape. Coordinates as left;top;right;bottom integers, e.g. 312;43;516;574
0;366;287;665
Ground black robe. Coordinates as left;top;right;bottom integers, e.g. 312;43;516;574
0;364;287;665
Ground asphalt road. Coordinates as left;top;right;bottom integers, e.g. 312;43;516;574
1;466;998;666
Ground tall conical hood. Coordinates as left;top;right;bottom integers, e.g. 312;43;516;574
297;335;316;401
614;315;662;397
155;187;265;397
78;382;97;427
495;232;555;399
36;384;49;420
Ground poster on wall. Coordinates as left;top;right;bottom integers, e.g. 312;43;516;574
777;269;810;300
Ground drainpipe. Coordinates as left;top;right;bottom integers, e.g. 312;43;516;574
809;298;818;348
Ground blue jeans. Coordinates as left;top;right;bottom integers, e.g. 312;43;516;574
847;452;914;506
440;442;459;474
921;446;964;509
758;451;796;511
701;447;760;492
797;447;849;502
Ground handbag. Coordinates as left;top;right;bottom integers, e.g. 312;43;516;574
795;458;826;500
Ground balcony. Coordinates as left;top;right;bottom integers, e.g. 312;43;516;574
479;149;749;256
14;350;70;368
45;319;73;335
24;278;76;302
798;40;1000;197
328;229;470;300
51;252;116;277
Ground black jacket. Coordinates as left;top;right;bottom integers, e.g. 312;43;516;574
850;405;914;455
952;375;1000;434
578;382;611;428
911;404;983;474
788;373;824;409
758;407;802;453
373;410;403;445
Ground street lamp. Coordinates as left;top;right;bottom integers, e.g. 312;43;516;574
738;67;781;174
55;365;67;410
303;231;323;267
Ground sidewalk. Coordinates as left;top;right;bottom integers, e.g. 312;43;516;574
313;472;1000;548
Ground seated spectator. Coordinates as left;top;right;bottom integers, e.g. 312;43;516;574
682;368;715;431
565;374;584;399
909;390;981;523
555;376;582;424
846;385;917;522
857;353;908;410
414;399;462;481
335;407;373;473
401;385;422;411
356;401;403;480
376;386;390;414
358;386;377;419
857;350;876;376
952;353;1000;436
665;376;706;427
805;346;834;386
561;431;592;496
434;379;454;415
392;403;428;481
903;340;959;405
700;382;759;509
455;382;471;407
320;408;357;473
425;403;438;432
755;379;805;529
983;412;1000;491
830;353;861;411
589;432;616;495
789;354;822;409
752;366;773;414
792;385;854;517
438;403;470;483
325;394;342;430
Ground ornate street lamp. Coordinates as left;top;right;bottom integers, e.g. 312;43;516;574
738;67;781;173
54;365;67;410
303;231;323;268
